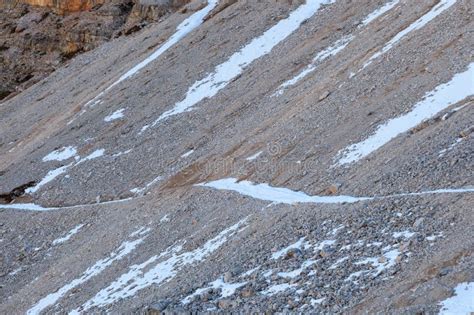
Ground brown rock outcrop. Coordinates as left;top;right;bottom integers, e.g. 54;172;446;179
0;0;190;101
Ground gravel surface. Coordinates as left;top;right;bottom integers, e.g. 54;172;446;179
0;0;472;313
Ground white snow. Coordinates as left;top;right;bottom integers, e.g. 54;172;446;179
160;214;171;223
276;0;402;95
311;297;326;306
130;175;163;195
313;239;336;251
148;0;335;127
52;224;85;246
27;230;148;315
348;248;400;281
336;63;474;165
182;278;247;304
329;256;349;270
181;150;194;158
426;232;443;242
439;282;474;315
439;138;464;157
79;0;219;110
246;151;263;161
104;109;125;122
197;178;372;204
129;227;151;238
261;283;297;296
330;225;345;235
272;237;310;259
313;35;354;62
79;149;105;162
0;197;136;212
8;267;22;276
360;0;400;26
42;146;78;162
361;0;457;70
274;35;353;95
278;268;304;279
392;230;415;239
278;260;316;280
76;218;248;311
241;266;260;277
112;149;133;157
0;203;53;211
385;187;474;199
26;163;73;194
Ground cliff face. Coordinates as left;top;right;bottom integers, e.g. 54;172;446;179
2;0;189;14
18;0;104;13
0;0;191;101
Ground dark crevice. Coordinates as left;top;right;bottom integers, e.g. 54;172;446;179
0;181;36;204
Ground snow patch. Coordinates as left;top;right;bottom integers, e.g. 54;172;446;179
76;218;248;311
392;230;415;239
182;278;247;304
274;35;353;95
181;150;195;158
360;0;400;26
272;237;310;259
347;248;400;282
439;282;474;315
27;229;149;315
77;0;220;113
336;63;474;165
130;175;163;196
148;0;335;126
197;178;372;204
78;149;105;163
261;283;297;296
160;214;171;223
246;151;263;161
361;0;457;70
52;224;85;246
42;146;77;162
26;163;73;194
311;297;326;306
104;109;125;122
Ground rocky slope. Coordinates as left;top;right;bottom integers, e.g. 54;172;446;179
0;0;190;100
0;0;473;313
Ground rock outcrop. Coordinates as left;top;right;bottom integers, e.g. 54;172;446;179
0;0;190;101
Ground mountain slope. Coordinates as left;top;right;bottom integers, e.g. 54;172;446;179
0;0;473;313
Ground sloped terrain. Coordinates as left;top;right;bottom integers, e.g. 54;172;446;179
0;0;190;100
0;0;473;313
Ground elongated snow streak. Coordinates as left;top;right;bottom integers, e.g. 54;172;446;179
274;35;353;95
361;0;457;71
197;178;371;204
439;282;474;315
42;146;78;162
104;108;125;122
274;0;402;96
4;182;473;213
26;163;73;194
182;278;247;304
147;0;335;127
52;224;85;246
74;218;248;312
0;197;135;212
360;0;400;26
336;63;474;165
197;178;474;205
130;175;163;196
74;0;219;113
26;229;149;315
25;148;105;194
